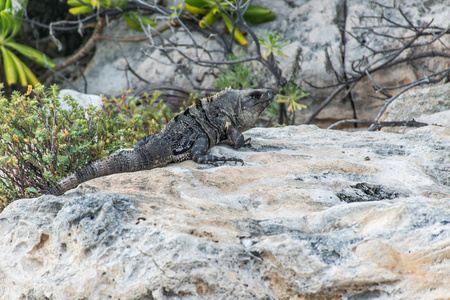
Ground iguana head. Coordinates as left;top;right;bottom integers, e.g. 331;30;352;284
205;88;273;132
233;88;274;131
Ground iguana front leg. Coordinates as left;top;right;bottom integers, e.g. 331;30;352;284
227;127;251;149
192;135;244;165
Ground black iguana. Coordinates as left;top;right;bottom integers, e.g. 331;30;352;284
47;88;274;195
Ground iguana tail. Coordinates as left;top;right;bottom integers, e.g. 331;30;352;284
46;141;170;196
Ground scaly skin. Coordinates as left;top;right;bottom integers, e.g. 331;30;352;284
47;88;274;196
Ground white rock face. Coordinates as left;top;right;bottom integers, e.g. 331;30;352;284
1;124;449;299
58;89;103;110
65;0;449;124
380;84;450;132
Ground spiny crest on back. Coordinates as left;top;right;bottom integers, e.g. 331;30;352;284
191;87;233;106
194;97;203;107
209;87;233;102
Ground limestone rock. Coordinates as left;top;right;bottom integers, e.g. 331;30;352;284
58;89;103;110
1;125;449;299
343;0;450;122
62;0;449;126
416;110;450;129
379;83;450;133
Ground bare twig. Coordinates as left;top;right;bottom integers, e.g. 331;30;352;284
327;119;377;129
98;21;175;42
327;119;428;130
305;1;450;126
368;68;450;131
39;17;106;83
306;84;346;124
326;67;450;130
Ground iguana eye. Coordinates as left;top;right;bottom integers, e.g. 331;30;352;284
249;91;262;99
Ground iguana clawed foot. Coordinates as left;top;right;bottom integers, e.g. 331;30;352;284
243;138;252;148
210;156;244;166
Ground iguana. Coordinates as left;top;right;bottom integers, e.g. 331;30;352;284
47;88;274;196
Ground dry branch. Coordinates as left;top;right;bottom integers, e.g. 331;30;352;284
307;1;449;129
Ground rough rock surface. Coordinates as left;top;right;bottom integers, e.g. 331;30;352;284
65;0;450;124
1;125;449;299
58;89;103;110
380;83;450;133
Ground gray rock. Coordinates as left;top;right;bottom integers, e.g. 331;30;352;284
58;89;103;110
344;0;450;122
379;83;450;133
64;0;449;125
416;110;450;129
1;124;449;299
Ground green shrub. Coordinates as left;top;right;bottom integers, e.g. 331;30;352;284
102;89;176;136
0;84;174;211
258;31;290;59
277;80;308;112
216;54;257;90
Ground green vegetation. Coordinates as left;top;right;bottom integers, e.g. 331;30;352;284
180;0;275;46
216;54;257;90
0;84;174;210
258;31;290;59
0;0;55;87
67;0;157;31
277;80;308;113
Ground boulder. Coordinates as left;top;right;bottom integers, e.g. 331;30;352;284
63;0;449;125
379;83;450;133
1;124;449;299
344;0;450;122
58;89;103;110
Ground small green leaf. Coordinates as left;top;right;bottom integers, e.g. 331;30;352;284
69;5;93;15
22;59;40;86
199;8;219;28
1;46;17;85
184;0;214;8
7;49;27;86
183;3;209;14
123;12;157;32
222;13;248;46
67;0;90;6
6;42;55;68
0;11;13;39
243;6;276;23
25;187;39;194
258;31;290;59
